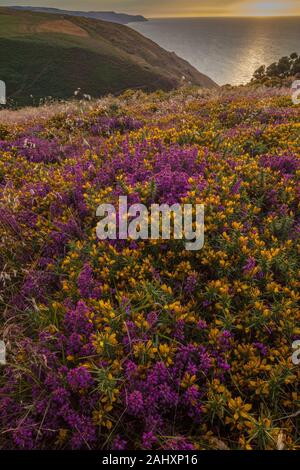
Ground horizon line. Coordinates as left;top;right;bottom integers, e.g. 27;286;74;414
147;15;300;19
1;7;300;19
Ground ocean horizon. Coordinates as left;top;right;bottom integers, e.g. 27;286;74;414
130;16;300;85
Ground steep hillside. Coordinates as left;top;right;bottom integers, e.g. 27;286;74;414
0;8;217;106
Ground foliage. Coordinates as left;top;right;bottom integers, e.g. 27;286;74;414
252;53;300;87
0;86;299;450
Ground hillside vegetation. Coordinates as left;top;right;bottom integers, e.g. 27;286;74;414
0;85;299;449
252;52;300;87
0;8;217;106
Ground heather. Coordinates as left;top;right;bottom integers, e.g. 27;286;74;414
0;86;299;450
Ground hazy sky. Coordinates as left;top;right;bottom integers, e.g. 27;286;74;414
1;1;300;17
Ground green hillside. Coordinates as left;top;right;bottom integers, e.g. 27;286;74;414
0;8;217;105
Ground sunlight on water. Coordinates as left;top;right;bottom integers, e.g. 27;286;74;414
130;17;300;85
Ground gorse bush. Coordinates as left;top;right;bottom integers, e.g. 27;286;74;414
0;86;299;450
252;52;300;86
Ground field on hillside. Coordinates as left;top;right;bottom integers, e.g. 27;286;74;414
0;86;299;450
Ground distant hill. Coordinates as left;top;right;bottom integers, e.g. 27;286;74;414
11;6;148;24
0;8;217;106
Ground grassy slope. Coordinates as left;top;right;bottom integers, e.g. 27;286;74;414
0;8;217;105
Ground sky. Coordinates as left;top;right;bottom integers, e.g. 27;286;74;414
1;1;300;17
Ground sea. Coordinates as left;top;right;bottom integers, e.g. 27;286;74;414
129;17;300;85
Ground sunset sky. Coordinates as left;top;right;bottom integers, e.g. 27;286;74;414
1;1;300;17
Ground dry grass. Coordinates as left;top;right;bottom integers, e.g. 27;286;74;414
0;97;106;125
36;19;89;38
0;85;291;128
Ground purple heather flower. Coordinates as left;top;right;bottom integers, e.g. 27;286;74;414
67;366;94;391
243;257;256;274
253;342;268;357
142;431;157;450
77;263;95;298
218;330;233;350
124;360;138;379
231;179;242;194
261;153;299;175
112;435;127;450
127;391;144;416
174;320;185;341
197;319;208;330
164;437;195;450
185;272;198;295
147;311;158;327
13;425;35;449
